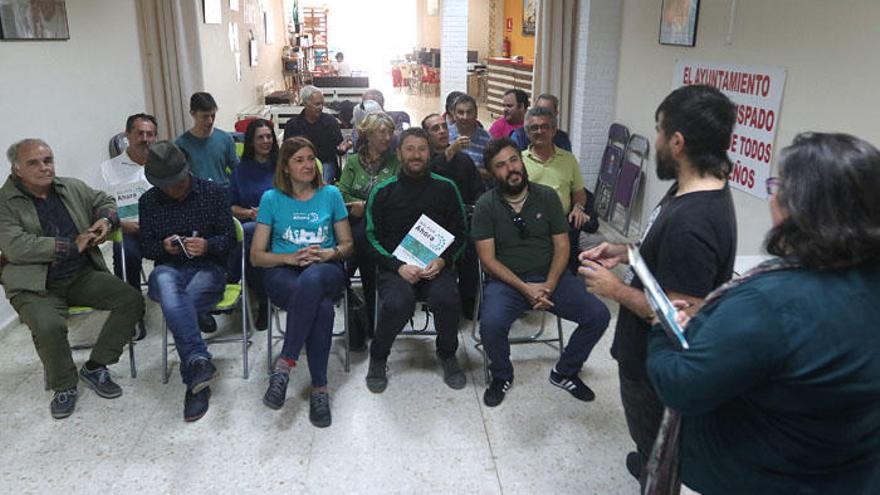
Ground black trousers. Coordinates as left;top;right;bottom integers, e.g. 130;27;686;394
348;216;377;331
456;240;479;317
618;366;665;466
370;267;461;360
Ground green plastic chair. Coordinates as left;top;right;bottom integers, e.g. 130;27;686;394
44;229;137;389
162;218;252;383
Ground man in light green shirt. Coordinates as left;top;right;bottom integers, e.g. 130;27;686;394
521;106;590;230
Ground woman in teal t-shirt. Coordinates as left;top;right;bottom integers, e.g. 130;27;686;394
250;137;353;427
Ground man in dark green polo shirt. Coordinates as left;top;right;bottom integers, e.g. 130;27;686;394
471;137;610;407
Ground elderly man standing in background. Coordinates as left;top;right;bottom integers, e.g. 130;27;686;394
0;139;144;419
283;85;352;183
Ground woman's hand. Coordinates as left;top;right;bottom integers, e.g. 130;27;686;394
285;247;318;267
347;201;365;218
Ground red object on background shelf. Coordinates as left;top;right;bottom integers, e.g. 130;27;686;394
502;37;511;58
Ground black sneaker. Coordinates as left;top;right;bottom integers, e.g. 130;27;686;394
189;358;218;394
79;364;122;399
626;451;643;481
198;314;217;334
263;371;289;410
50;387;78;419
483;377;512;407
184;386;211;422
365;356;388;393
134;320;147;341
309;390;332;428
549;368;596;402
255;302;268;331
438;353;467;390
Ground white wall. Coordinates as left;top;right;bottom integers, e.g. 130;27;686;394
440;0;469;98
614;0;880;255
416;0;497;62
570;0;622;190
198;0;287;131
0;0;148;329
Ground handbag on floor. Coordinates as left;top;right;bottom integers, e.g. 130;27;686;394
643;407;682;495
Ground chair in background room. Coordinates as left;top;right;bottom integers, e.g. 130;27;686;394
593;123;630;221
608;134;649;237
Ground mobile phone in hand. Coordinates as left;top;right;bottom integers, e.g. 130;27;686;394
173;235;193;259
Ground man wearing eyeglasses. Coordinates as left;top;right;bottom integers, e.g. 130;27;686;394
471;137;610;407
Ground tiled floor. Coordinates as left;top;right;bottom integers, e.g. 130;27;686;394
0;256;642;493
0;85;641;492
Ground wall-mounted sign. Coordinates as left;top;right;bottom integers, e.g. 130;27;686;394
672;60;787;199
506;17;512;32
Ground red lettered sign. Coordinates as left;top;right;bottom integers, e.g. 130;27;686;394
673;60;787;199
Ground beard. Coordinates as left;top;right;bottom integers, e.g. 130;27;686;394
655;148;678;181
499;167;529;195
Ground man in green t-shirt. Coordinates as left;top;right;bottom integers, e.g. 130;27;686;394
471;137;610;407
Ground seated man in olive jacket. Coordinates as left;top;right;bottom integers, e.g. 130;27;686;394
0;139;144;420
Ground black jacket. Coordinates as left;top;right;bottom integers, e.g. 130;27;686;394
365;171;467;272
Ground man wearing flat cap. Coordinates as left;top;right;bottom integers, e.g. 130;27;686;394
0;138;144;420
139;140;234;422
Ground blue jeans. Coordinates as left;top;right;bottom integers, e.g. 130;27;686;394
112;232;143;289
226;221;266;305
264;262;345;387
148;263;225;385
479;271;610;381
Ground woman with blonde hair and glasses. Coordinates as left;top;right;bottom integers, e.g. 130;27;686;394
251;137;352;427
337;112;400;348
646;132;880;494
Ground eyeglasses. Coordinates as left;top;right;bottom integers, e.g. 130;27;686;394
511;213;528;239
765;176;782;196
527;123;553;132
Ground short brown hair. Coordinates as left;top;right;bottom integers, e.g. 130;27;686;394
275;137;323;195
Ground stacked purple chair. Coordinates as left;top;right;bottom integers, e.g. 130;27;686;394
594;123;630;221
609;134;649;236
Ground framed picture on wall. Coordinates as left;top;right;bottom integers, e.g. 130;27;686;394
659;0;700;46
522;0;536;36
0;0;69;40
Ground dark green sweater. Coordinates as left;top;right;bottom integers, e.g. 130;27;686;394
647;264;880;494
365;171;466;272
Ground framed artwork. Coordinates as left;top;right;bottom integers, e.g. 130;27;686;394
427;0;438;17
522;0;535;36
0;0;69;40
659;0;700;46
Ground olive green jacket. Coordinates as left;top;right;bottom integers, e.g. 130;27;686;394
0;175;116;299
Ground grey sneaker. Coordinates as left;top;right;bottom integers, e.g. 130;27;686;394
309;390;332;428
50;387;78;419
79;365;122;399
365;356;388;393
438;353;467;390
263;371;289;410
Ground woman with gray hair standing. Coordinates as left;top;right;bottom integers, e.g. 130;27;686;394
646;132;880;494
